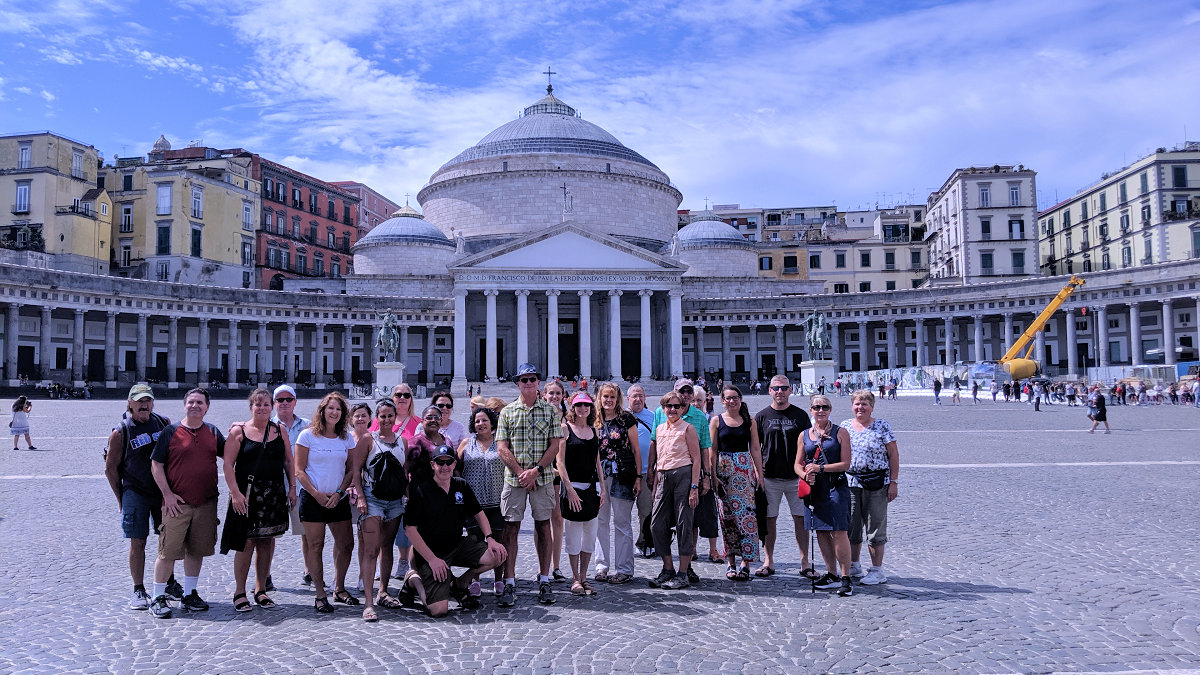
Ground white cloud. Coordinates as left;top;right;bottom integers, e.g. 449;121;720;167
40;47;83;65
41;90;55;102
16;86;32;95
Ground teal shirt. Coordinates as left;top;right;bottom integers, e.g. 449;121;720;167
650;404;711;450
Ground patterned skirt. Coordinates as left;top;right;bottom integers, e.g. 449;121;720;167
246;475;289;539
716;451;760;563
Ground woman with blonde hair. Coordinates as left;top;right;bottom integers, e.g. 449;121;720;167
797;394;853;596
592;382;640;584
557;392;607;595
542;379;570;582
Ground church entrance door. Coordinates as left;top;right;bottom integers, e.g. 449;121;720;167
558;320;579;378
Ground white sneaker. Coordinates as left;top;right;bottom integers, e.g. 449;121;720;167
860;567;888;585
849;562;865;578
129;587;151;610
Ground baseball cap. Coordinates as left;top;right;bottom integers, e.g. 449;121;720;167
571;392;593;406
273;384;297;400
128;383;155;401
516;362;541;380
431;444;456;460
674;377;694;390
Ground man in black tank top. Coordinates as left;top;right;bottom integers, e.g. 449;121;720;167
104;384;177;611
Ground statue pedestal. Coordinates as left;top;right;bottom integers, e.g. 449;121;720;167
375;362;405;395
799;360;837;391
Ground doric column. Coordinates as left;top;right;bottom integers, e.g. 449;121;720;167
1034;324;1046;367
943;316;953;364
452;288;468;389
973;315;984;364
313;324;325;385
228;320;240;386
104;311;117;385
515;290;529;366
1162;299;1176;366
1065;309;1078;377
136;314;148;381
1097;306;1110;368
1003;313;1014;356
166;315;178;388
829;321;841;371
40;306;52;380
639;290;652;382
7;304;20;382
608;290;623;380
285;321;297;383
1128;302;1141;365
721;325;732;380
775;324;785;374
915;318;926;367
886;320;898;368
257;322;268;384
342;326;353;388
579;290;593;379
198;318;210;385
399;324;409;374
546;290;560;378
668;290;683;378
484;289;499;382
857;321;868;370
424;327;434;384
748;326;759;382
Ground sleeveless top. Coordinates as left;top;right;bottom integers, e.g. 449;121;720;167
362;432;405;490
461;434;505;507
234;422;287;488
802;425;847;488
716;414;751;453
563;424;600;484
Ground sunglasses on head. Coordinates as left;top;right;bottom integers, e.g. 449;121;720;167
393;392;412;399
811;404;832;411
678;387;693;393
275;397;295;403
435;403;453;409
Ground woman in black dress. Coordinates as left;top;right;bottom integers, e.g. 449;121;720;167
222;388;295;611
1087;384;1110;433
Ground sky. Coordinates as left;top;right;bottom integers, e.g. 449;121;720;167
2;0;1199;213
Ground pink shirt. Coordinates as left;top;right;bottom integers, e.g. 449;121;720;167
368;415;420;441
654;418;695;472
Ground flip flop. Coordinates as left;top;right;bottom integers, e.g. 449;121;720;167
754;566;775;577
800;567;821;581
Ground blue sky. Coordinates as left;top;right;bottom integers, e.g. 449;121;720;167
3;0;1198;212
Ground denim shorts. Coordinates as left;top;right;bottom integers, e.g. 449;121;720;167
121;488;162;540
362;488;404;522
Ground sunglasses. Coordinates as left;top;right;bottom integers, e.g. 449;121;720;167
664;403;683;409
434;458;456;466
770;385;790;391
275;397;295;403
435;403;453;409
517;377;538;384
423;415;443;422
393;392;412;399
811;404;832;411
723;396;741;402
678;387;693;393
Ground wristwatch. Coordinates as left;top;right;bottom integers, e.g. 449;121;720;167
485;532;499;542
690;483;699;490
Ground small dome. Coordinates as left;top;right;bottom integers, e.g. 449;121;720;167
354;207;454;249
676;212;752;248
152;134;171;152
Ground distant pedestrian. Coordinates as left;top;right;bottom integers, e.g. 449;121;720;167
1087;384;1110;434
971;381;980;404
990;379;999;402
932;379;942;405
9;396;35;449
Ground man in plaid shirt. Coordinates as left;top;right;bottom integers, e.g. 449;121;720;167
495;362;564;607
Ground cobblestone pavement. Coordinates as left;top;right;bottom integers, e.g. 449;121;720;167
2;392;1199;673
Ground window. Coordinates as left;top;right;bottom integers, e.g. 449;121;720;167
784;255;799;273
14;182;30;212
331;262;341;277
835;252;846;268
263;212;272;231
1099;192;1107;211
858;281;871;292
342;233;351;250
808;253;820;269
123;174;133;191
309;193;318;213
910;250;921;268
1141;204;1151;223
243;271;251;288
1062;210;1071;227
1081;202;1088;219
1066;258;1074;273
886;281;897;291
979;185;991;208
120;242;132;267
292;221;299;238
1119;182;1127;203
1011;250;1025;274
99;202;108;216
1066;232;1073;252
309;226;317;243
1099;220;1108;238
1009;185;1020;206
1083;258;1092;272
156;261;170;280
1081;228;1089;249
1102;249;1111;270
1139;172;1149;194
190;188;203;218
190;226;202;257
860;251;871;267
327;199;335;219
1173;166;1187;188
833;283;849;294
981;219;991;240
296;253;307;274
314;258;324;276
241;242;252;266
759;256;773;271
156;184;172;215
242;202;252;230
120;204;133;232
1008;219;1025;240
17;142;31;169
156;223;170;255
328;231;335;247
71;150;84;179
1119;214;1129;233
884;250;895;270
1122;245;1132;267
344;204;352;225
1049;241;1056;258
980;252;994;275
1044;217;1054;235
292;188;302;209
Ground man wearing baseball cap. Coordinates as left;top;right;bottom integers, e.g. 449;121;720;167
270;384;313;588
495;362;564;607
104;383;180;611
403;445;507;617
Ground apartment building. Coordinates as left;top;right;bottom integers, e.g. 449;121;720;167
1039;142;1200;276
807;206;928;293
330;181;401;238
0;132;112;274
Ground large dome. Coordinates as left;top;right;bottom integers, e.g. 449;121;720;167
672;211;757;277
440;92;658;170
418;86;682;251
352;205;457;276
676;213;753;248
354;205;454;248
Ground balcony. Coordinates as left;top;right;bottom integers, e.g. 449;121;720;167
1163;209;1200;221
1013;266;1025;275
11;203;30;214
70;169;89;182
55;205;96;219
782;266;799;275
980;267;995;276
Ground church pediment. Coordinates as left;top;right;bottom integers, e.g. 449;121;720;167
451;222;684;272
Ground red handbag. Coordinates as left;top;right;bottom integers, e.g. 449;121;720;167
797;430;824;498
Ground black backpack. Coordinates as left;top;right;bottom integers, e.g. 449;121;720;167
370;450;408;501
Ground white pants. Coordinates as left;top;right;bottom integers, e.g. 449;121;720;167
564;517;599;555
595;476;636;575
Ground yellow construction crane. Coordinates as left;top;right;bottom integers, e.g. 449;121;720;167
997;275;1086;381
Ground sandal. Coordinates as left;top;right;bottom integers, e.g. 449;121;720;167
608;573;633;584
376;591;402;609
581;580;598;596
233;592;252;612
800;567;820;581
735;567;751;581
593;570;609;582
571;581;587;596
332;589;360;606
754;565;775;577
253;590;276;608
709;553;726;564
362;606;378;622
314;596;334;613
726;566;740;580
